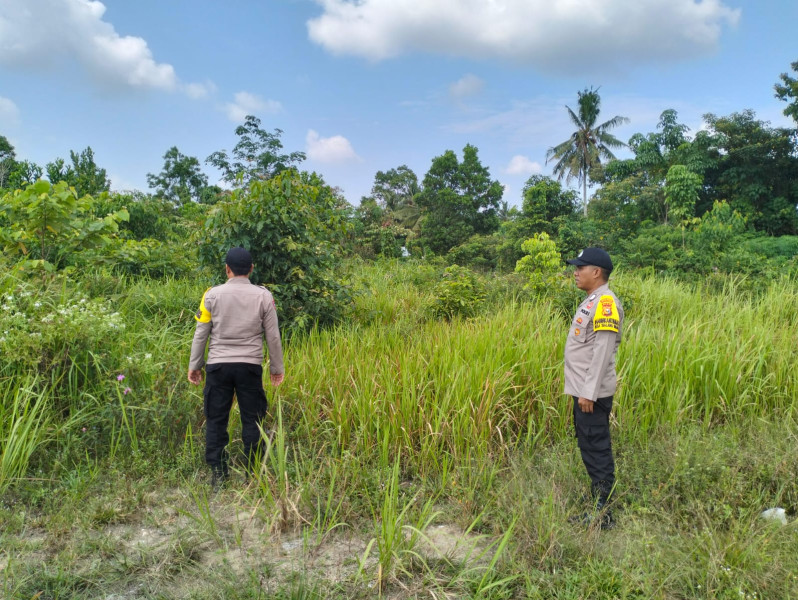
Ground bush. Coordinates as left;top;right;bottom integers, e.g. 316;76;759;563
0;180;128;273
514;232;562;294
428;265;486;320
447;233;500;271
0;280;125;417
92;191;182;242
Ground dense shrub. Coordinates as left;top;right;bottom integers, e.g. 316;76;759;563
197;170;352;332
428;264;486;320
0;180;127;273
447;233;500;271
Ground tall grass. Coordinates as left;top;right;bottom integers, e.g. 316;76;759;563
0;377;52;494
277;266;798;480
3;262;796;487
2;261;798;598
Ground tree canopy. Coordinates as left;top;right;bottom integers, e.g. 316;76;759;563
774;59;798;123
147;146;210;205
416;144;503;255
206;115;306;185
45;147;111;197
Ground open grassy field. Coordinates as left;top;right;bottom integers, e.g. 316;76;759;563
1;260;797;599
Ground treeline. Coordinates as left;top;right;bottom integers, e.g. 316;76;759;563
2;61;798;326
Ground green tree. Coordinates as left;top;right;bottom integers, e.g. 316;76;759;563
520;175;579;232
546;87;628;214
657;108;691;153
146;146;210;206
7;160;43;191
774;59;798;123
589;109;704;240
664;165;702;225
197;170;351;332
369;164;422;232
514;232;562;294
700;110;798;234
371;165;420;211
0;135;16;189
206;115;306;186
694;200;747;257
350;196;409;259
45;147;110;197
416;144;503;254
495;176;578;271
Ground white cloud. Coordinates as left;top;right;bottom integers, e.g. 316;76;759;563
306;129;360;164
505;155;542;176
0;96;20;126
449;74;484;100
223;91;282;122
184;80;217;100
0;0;207;95
308;0;740;73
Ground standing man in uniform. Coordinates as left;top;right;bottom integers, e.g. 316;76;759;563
563;247;623;528
188;247;285;489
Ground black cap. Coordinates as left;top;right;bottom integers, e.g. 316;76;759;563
566;247;613;272
225;247;253;270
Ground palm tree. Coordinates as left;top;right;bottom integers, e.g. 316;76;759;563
546;87;628;215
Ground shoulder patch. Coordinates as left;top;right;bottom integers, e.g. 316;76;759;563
593;295;619;332
194;288;212;323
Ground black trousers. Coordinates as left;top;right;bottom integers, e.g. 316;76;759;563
204;363;268;470
572;396;615;499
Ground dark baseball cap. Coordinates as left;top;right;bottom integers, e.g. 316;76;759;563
566;247;613;272
225;246;253;270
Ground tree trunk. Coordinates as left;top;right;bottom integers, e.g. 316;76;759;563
582;176;588;216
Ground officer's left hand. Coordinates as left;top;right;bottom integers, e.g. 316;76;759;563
578;397;594;413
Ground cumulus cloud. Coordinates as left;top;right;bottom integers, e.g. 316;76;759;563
306;130;360;163
184;81;217;100
449;74;484;100
308;0;740;73
505;155;542;176
0;96;21;126
0;0;208;95
223;92;282;122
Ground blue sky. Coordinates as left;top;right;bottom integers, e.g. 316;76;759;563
0;0;796;206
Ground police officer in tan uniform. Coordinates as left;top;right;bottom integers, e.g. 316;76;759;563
564;247;623;528
188;247;284;488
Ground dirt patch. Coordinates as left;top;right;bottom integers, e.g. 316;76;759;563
3;487;490;598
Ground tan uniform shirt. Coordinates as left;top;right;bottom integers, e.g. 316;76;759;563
563;283;623;401
188;277;284;374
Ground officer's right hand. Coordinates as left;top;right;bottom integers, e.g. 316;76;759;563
187;369;203;385
270;373;284;387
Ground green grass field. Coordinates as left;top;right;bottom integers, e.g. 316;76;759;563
1;260;797;599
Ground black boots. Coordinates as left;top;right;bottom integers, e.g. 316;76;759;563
210;463;229;492
570;480;615;529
